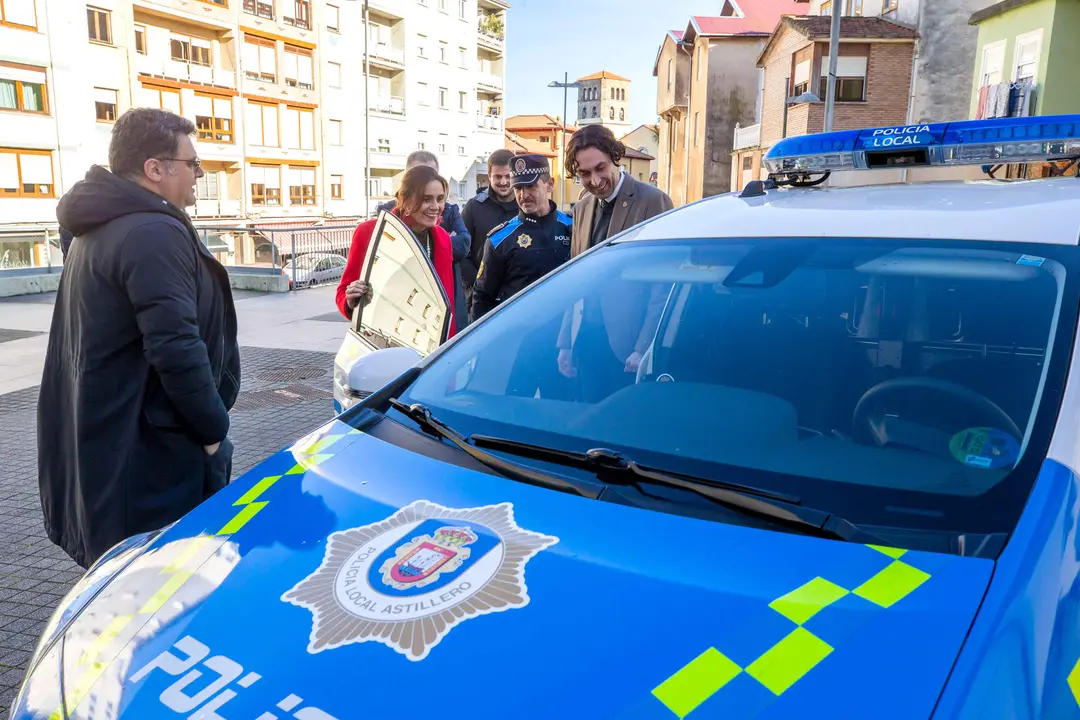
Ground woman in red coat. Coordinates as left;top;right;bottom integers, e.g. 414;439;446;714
336;165;457;338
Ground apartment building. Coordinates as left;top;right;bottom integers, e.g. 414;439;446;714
0;0;508;234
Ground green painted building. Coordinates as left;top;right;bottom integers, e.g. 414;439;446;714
968;0;1080;118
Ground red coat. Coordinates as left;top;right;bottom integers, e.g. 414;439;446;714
336;212;457;338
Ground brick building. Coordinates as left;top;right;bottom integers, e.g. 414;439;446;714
732;16;918;191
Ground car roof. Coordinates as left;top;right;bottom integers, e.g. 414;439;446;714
626;178;1080;246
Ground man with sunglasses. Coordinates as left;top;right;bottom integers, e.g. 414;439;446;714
38;108;241;569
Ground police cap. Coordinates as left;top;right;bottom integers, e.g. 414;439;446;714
509;154;550;187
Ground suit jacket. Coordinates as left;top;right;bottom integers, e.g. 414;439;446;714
569;174;674;258
558;175;674;358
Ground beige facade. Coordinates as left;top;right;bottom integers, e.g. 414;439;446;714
653;31;690;206
619;124;659;185
504;114;576;210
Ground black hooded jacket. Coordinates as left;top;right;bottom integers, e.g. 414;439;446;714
38;166;240;568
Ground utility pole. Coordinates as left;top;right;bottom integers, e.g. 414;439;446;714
363;0;371;216
823;0;842;131
548;74;582;211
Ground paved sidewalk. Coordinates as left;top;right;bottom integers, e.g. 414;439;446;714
0;286;348;713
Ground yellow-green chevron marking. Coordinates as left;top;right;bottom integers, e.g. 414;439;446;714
651;545;931;716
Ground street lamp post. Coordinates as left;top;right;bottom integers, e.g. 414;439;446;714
782;88;823;139
548;74;582;211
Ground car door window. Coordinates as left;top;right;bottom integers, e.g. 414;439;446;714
352;211;450;356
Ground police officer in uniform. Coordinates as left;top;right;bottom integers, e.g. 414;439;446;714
471;153;572;320
471;153;573;397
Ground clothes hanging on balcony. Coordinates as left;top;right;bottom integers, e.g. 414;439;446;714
1008;82;1037;117
993;81;1011;118
976;86;990;120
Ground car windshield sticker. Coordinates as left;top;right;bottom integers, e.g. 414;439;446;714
1017;254;1046;267
949;427;1020;470
283;500;558;661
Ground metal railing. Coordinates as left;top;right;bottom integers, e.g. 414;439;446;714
196;224;359;290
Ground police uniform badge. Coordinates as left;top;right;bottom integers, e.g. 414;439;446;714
517;234;533;249
514;158;527;174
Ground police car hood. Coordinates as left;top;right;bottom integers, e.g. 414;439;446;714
42;421;993;719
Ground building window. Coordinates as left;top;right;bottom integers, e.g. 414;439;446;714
246;101;279;146
0;149;54;198
882;0;897;11
667;59;673;91
0;65;48;114
609;106;614;120
418;81;429;105
171;35;212;66
284;0;311;29
438;134;447;152
818;55;868;102
243;0;274;19
1;0;37;29
249;164;281;206
328;118;342;145
693;111;699;146
288;167;316;205
283;106;315;149
196;171;218;200
1014;30;1042;83
458;144;465;155
439;43;447;64
194;94;233;143
376;137;390;152
326;3;339;31
243;36;277;83
458;0;465;18
592;105;597;118
138;84;182;114
86;7;111;44
438;0;446;10
459;47;467;68
134;25;146;54
284;45;314;90
438;87;447;108
328;61;342;88
851;0;864;15
458;91;467;111
619;107;625;121
94;87;117;122
820;0;831;14
980;41;1005;87
331;174;343;199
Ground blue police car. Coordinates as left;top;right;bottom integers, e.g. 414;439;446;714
13;115;1080;719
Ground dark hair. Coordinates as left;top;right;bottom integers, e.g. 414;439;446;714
396;165;448;218
488;149;514;170
564;124;625;179
108;108;196;180
406;150;439;169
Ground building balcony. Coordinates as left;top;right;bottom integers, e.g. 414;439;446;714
136;0;233;28
365;44;405;71
733;122;761;150
477;23;504;53
475;113;501;132
137;54;236;89
367;0;404;19
369;95;405;116
194;197;242;218
369;151;406;170
477;73;503;92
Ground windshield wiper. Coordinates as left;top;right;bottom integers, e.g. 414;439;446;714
471;435;886;545
387;399;601;499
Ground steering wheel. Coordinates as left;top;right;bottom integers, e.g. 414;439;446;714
853;377;1022;456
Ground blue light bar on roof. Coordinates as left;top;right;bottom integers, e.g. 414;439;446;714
764;115;1080;175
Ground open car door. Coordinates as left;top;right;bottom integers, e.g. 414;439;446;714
333;211;452;411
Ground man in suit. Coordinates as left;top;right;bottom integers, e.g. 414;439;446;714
556;125;675;400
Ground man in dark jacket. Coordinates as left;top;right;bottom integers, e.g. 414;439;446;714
461;149;519;304
38;108;240;569
376;150;471;330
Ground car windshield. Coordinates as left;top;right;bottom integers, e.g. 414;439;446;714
393;238;1078;542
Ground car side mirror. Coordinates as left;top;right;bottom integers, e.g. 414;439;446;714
346;346;421;397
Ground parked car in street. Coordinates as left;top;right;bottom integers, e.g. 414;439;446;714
13;115;1080;719
283;252;347;289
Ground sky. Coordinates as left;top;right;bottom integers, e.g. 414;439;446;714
502;0;710;128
